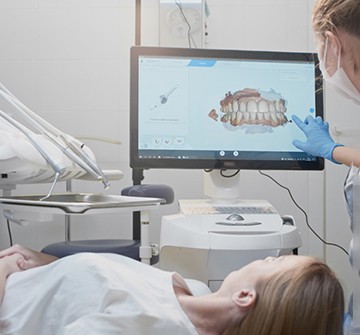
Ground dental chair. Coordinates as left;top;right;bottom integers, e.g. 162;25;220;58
41;184;174;264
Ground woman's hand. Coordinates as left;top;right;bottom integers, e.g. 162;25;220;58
292;115;343;163
0;253;27;302
1;253;25;277
0;244;58;270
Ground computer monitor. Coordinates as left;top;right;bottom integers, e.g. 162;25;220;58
130;46;324;174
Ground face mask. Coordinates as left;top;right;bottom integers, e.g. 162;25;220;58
319;37;360;105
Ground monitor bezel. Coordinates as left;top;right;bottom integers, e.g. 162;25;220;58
130;46;324;171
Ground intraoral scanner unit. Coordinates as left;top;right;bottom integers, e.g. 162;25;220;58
160;198;302;291
160;172;302;291
129;46;320;290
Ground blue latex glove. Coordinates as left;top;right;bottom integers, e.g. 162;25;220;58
292;115;343;163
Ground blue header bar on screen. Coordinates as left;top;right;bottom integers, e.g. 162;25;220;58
188;59;216;67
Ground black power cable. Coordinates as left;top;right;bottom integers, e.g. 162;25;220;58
258;170;348;256
6;219;13;247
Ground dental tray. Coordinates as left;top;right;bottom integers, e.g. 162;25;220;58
0;193;165;214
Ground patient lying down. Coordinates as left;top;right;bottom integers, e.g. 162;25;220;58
0;245;344;335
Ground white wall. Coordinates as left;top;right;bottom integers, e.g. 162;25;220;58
0;0;138;249
0;0;355;304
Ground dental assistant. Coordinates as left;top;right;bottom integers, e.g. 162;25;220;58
292;0;360;328
292;0;360;166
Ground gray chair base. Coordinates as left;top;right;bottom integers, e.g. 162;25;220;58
42;239;140;259
41;239;159;264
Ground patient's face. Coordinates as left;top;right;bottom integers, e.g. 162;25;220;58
221;255;313;293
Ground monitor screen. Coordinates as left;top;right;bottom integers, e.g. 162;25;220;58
130;46;324;171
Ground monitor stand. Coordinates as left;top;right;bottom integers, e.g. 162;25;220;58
203;169;241;204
